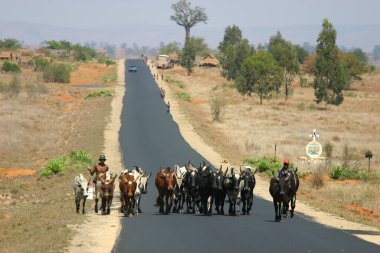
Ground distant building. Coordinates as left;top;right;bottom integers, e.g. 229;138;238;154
198;54;219;67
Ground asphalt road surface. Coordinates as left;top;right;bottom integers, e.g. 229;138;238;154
113;59;380;253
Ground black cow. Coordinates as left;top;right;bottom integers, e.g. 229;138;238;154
240;167;256;215
210;167;226;215
196;162;214;216
282;168;300;218
269;172;291;222
184;162;198;213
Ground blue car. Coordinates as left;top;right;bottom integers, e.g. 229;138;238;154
129;65;137;72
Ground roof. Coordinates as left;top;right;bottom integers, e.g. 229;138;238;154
199;54;219;67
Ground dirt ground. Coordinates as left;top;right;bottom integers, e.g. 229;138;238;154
0;62;116;253
70;63;115;85
66;60;125;253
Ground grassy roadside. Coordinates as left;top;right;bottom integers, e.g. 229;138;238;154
0;64;115;253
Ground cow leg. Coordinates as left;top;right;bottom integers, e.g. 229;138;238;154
137;195;142;214
158;195;164;214
75;197;80;213
95;198;99;213
274;200;280;222
107;197;113;215
290;194;296;218
164;194;169;214
247;195;253;215
242;198;246;215
82;197;87;214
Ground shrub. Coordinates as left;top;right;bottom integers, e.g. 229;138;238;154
43;63;71;83
68;149;92;170
0;75;22;98
324;141;334;159
85;90;113;99
311;170;325;189
39;156;68;178
244;156;282;176
32;57;50;72
210;95;226;121
8;75;22;98
1;61;21;73
177;92;191;101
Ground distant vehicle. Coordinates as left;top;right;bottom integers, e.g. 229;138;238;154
156;55;173;69
129;65;137;72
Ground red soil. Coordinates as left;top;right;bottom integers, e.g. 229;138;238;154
0;169;36;177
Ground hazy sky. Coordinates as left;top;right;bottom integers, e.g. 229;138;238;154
1;0;379;29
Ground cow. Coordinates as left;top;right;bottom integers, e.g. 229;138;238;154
269;172;291;222
155;167;177;214
224;167;243;216
282;168;300;218
240;166;256;215
99;172;117;215
125;166;148;214
183;162;198;213
196;161;214;215
172;164;187;213
210;166;226;215
119;173;137;217
73;174;89;214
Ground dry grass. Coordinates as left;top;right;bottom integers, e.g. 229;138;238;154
0;63;116;252
159;65;380;228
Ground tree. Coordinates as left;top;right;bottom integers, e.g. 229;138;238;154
218;25;253;80
313;19;349;107
218;25;242;53
180;40;196;76
159;41;181;55
170;0;208;43
236;50;282;104
294;44;309;64
350;48;368;63
340;52;368;81
0;38;22;50
189;37;210;56
373;45;380;61
268;32;300;100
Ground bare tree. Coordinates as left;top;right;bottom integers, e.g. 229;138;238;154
170;0;208;43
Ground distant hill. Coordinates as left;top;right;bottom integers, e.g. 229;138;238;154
0;20;379;52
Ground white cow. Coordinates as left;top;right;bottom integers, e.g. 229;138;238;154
73;174;89;214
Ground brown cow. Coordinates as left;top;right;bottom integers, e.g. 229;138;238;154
119;173;137;217
155;167;177;214
99;172;117;215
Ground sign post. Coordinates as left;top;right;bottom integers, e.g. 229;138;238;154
306;129;322;159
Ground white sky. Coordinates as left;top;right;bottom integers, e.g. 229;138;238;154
1;0;379;29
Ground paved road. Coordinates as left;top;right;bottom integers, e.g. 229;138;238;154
113;59;380;253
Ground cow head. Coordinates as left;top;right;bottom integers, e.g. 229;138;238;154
160;168;176;191
75;174;89;197
122;174;137;198
225;167;241;192
271;171;290;196
100;173;117;199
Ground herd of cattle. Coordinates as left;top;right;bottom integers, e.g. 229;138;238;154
73;161;299;222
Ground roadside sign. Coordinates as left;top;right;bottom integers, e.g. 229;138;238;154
306;140;322;158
